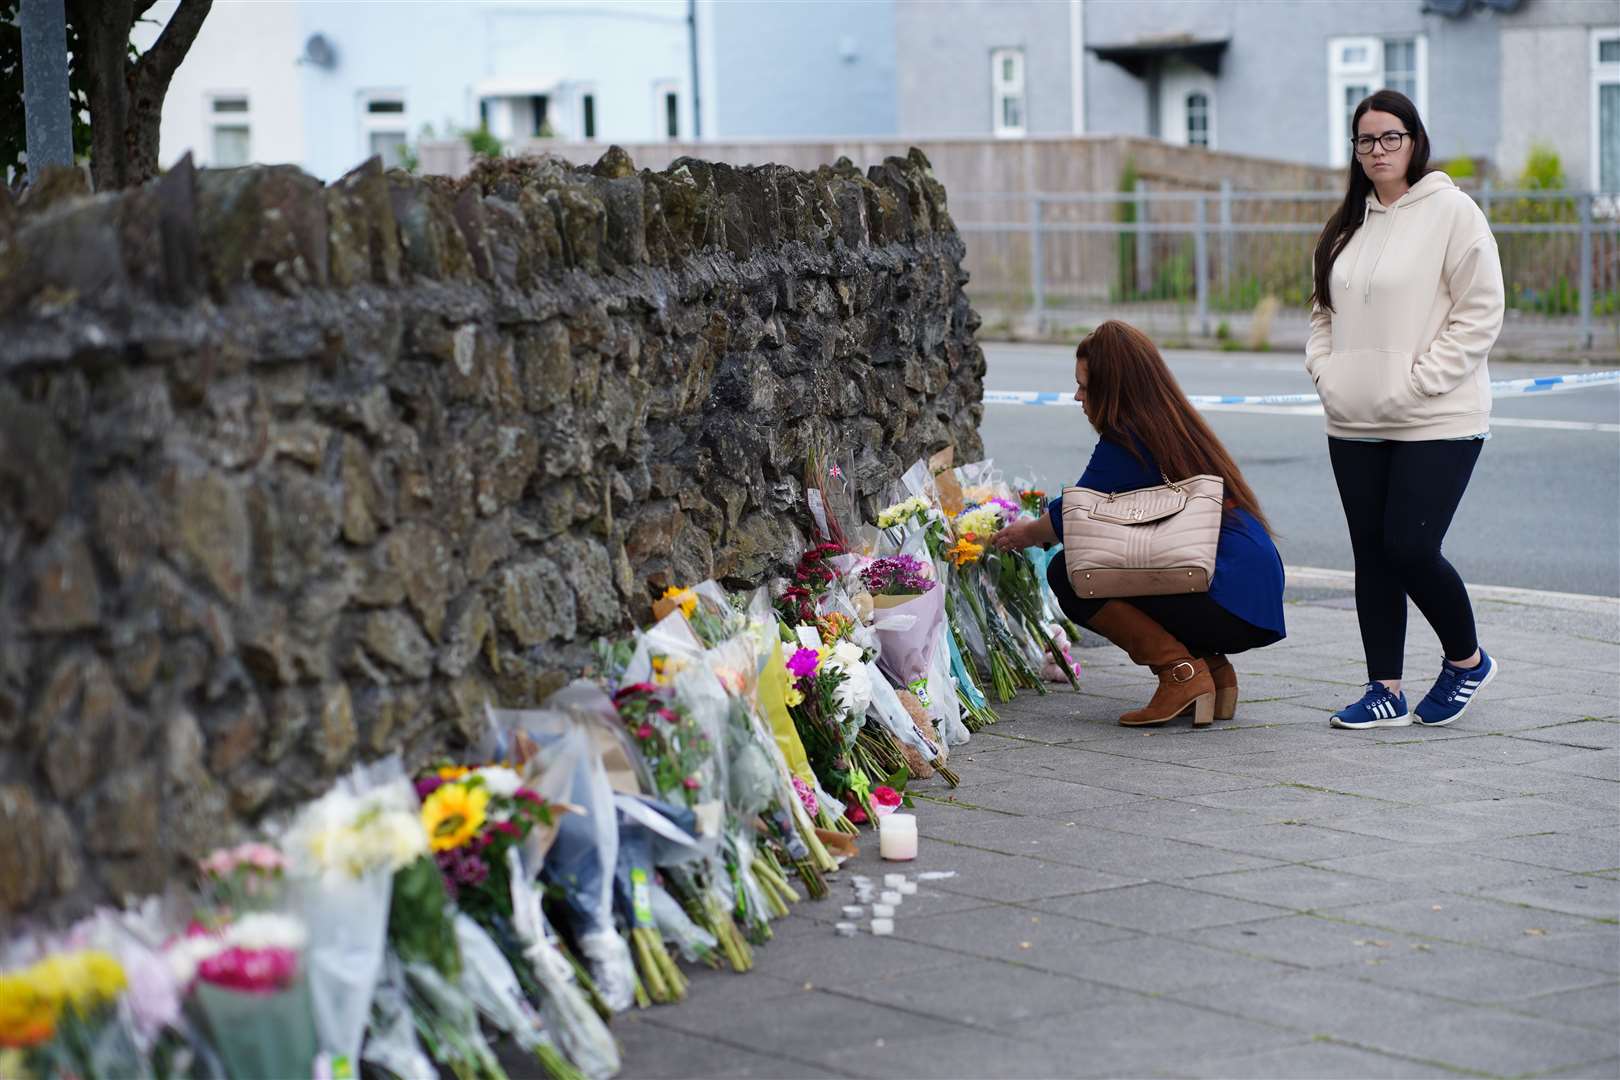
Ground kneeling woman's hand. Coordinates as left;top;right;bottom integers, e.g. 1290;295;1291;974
990;516;1056;552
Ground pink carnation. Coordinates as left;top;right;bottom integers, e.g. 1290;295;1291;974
682;776;701;791
635;723;654;740
196;946;300;994
791;776;819;817
871;786;902;817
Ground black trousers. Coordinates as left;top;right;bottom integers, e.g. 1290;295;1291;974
1327;437;1483;681
1045;555;1280;658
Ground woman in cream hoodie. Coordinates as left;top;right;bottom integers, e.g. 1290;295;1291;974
1306;89;1505;732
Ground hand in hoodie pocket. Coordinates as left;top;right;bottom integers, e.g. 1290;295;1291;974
1315;348;1424;427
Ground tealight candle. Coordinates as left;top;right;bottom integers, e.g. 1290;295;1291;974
871;903;896;918
834;922;858;937
879;813;918;861
879;890;902;905
841;905;864;918
897;880;918;895
883;873;906;888
870;918;894;936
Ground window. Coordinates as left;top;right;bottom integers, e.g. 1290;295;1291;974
1383;38;1418;98
581;92;597;140
360;91;408;167
1327;36;1427;166
651;80;680;140
530;95;551;136
1596;31;1620;191
1186;91;1210;147
209;94;251;166
991;47;1026;138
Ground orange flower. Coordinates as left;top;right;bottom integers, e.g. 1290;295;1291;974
947;535;985;566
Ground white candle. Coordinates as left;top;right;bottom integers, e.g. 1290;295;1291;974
835;922;858;937
880;890;902;905
897;880;918;895
872;903;896;918
883;873;907;888
880;813;918;861
870;918;894;935
841;905;864;918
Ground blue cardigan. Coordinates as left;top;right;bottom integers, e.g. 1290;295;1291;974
1047;437;1287;638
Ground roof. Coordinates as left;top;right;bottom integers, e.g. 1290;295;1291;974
1088;36;1230;78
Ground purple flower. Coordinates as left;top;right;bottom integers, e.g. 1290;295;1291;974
786;647;820;679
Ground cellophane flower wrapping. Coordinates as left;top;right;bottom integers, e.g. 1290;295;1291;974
508;688;637;1013
506;849;620;1080
362;952;436;1080
179;912;320;1080
278;756;428;1076
451;915;556;1060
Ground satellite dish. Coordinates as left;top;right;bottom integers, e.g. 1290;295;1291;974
300;34;338;70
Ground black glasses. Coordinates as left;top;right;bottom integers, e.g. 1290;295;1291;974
1353;131;1411;155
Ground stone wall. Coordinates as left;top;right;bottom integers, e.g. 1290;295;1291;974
0;146;985;924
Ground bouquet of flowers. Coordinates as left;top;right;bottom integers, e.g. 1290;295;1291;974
949;502;1047;702
612;682;752;972
168;910;320;1080
0;947;130;1080
197;842;287;913
279;757;428;1078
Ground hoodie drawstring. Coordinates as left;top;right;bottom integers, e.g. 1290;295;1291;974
1363;202;1397;302
1343;202;1371;295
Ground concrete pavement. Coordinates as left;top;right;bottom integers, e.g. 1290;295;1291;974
613;578;1620;1079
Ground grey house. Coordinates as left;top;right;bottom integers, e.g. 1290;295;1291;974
894;0;1619;186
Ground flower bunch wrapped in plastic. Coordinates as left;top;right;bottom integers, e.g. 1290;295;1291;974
0;947;128;1079
198;842;287;913
859;554;935;597
416;766;553;928
167;911;320;1080
280;757;429;1078
876;495;932;530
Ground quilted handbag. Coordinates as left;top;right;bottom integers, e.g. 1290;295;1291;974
1060;473;1224;598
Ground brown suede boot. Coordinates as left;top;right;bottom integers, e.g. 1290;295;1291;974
1085;602;1217;727
1206;654;1238;722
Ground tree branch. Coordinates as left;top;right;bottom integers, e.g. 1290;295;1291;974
130;0;210;97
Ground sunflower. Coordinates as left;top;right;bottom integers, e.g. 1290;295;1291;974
421;782;490;852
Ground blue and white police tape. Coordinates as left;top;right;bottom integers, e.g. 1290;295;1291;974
983;369;1620;408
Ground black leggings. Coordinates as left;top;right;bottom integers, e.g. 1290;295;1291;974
1327;437;1483;681
1045;556;1280;658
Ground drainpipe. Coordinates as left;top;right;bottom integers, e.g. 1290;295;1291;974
688;0;702;139
1069;0;1085;134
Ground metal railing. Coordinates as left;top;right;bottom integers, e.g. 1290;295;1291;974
955;184;1620;350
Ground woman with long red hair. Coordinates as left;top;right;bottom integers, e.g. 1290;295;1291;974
990;321;1286;727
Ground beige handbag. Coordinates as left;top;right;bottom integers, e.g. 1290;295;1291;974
1061;473;1224;598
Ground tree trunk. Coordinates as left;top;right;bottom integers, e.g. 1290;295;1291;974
67;0;211;190
71;0;133;191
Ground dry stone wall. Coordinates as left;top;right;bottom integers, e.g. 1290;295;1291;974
0;146;985;924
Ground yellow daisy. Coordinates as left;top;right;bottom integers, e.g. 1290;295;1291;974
421;782;490;852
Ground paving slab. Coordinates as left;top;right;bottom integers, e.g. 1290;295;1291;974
612;582;1620;1079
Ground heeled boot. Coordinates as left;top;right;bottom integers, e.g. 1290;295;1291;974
1084;602;1217;727
1205;654;1238;722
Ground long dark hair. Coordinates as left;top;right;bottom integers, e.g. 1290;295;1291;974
1310;89;1433;313
1077;321;1272;534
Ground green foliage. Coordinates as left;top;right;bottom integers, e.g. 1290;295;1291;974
1518;144;1565;189
1214;320;1231;341
464;125;502;159
1115;157;1138;302
1442;155;1477;179
0;0;107;178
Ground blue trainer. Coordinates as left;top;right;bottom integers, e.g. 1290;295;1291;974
1330;683;1411;729
1414;650;1499;727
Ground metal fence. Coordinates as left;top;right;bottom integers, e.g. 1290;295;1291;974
956;185;1620;351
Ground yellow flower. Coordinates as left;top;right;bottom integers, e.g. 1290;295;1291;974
783;686;805;707
947;536;985;566
436;765;471;781
421;782;490;852
661;586;697;619
0;975;56;1048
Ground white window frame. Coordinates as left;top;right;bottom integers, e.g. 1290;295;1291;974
1327;35;1428;167
651;79;680;141
1593;29;1620;192
991;47;1027;138
359;89;409;168
207;91;252;167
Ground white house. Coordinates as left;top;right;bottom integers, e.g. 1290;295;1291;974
135;0;698;180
